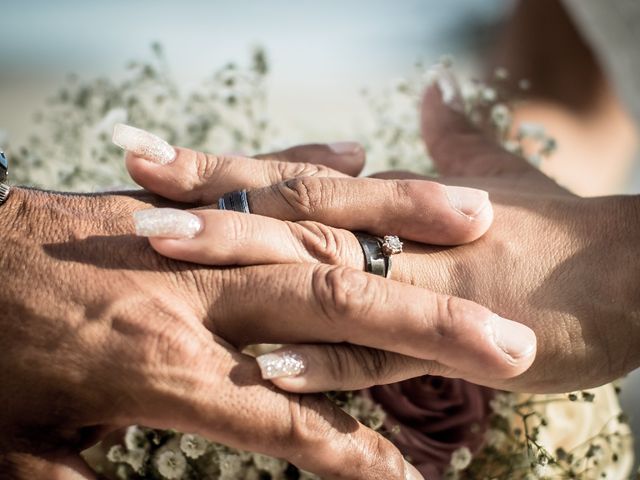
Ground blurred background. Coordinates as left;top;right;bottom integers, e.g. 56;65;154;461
1;0;639;470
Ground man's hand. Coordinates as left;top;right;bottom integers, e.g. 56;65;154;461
0;130;532;480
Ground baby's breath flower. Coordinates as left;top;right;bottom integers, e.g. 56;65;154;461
179;433;208;459
490;103;512;131
494;67;509;80
481;87;497;103
154;449;187;480
450;446;473;471
124;425;148;451
107;445;126;463
518;122;546;139
489;392;516;418
519;78;532;91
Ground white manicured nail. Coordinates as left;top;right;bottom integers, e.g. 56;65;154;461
491;314;536;360
112;123;176;165
133;208;202;238
256;351;307;379
329;142;361;155
427;63;463;111
445;185;489;218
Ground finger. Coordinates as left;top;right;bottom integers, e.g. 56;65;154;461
209;264;536;380
422;64;538;177
0;452;97;480
254;142;366;177
144;209;365;270
140;209;450;285
255;344;457;393
247;176;493;245
127;335;419;480
113;124;349;205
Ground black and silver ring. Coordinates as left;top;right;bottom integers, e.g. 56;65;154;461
0;151;11;206
218;189;251;213
354;233;402;278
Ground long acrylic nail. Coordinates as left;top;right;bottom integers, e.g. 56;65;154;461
256;351;307;379
490;314;536;360
329;142;361;155
112;123;176;165
404;460;425;480
445;186;489;218
133;208;202;239
427;63;463;111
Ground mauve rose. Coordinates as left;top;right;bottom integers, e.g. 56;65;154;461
365;376;495;479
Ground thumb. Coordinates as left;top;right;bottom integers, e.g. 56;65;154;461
422;64;535;177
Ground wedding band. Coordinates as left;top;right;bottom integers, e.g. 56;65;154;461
354;233;402;278
218;189;251;213
0;152;10;206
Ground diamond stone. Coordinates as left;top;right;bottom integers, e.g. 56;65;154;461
381;235;403;255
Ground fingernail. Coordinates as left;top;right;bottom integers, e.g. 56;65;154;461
427;63;463;111
329;142;361;155
256;351;307;379
133;208;202;238
112;123;176;165
491;314;536;360
404;460;425;480
445;186;489;218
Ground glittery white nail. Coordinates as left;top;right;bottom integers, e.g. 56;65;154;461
427;63;463;112
112;123;176;165
256;351;307;379
133;208;202;239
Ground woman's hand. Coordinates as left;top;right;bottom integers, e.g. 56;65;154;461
118;124;535;394
123;80;640;396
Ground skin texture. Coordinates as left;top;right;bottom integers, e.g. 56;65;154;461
0;142;536;479
0;187;414;480
131;85;640;396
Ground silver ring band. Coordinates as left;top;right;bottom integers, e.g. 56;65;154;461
0;151;10;206
218;189;251;213
0;184;10;206
354;232;393;278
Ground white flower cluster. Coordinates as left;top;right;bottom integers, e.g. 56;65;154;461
5;43;274;191
452;384;633;479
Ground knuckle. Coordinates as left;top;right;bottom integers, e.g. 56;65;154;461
282;394;339;454
276;177;325;217
293;221;343;264
352;347;393;385
275;159;332;181
311;265;375;325
323;345;352;387
359;432;403;478
433;295;466;342
209;213;251;264
390;179;417;206
194;151;222;187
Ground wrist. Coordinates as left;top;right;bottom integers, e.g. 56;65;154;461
606;195;640;371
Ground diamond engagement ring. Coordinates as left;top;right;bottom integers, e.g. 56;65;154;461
381;235;403;256
354;233;403;278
